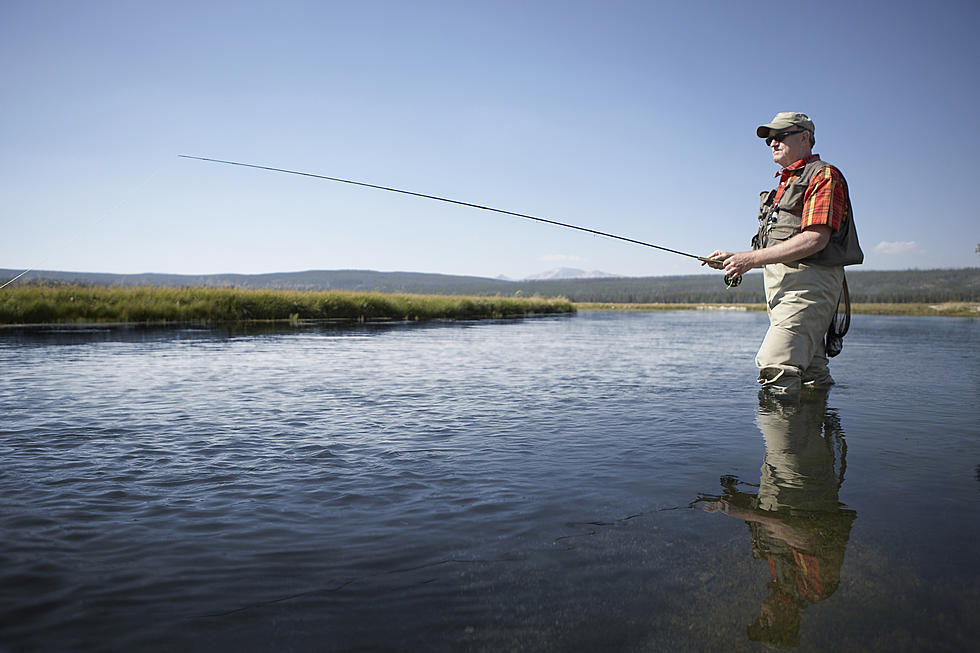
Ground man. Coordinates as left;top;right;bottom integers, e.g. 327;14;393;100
705;112;863;398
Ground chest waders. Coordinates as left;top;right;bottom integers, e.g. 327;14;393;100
754;158;864;357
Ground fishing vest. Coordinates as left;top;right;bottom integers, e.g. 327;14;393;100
754;157;864;267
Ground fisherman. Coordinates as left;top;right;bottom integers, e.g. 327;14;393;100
705;112;863;398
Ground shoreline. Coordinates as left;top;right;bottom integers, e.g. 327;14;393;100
4;302;977;327
574;301;980;318
0;314;573;330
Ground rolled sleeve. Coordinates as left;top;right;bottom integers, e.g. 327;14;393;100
801;166;848;232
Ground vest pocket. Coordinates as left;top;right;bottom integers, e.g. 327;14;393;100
765;221;799;245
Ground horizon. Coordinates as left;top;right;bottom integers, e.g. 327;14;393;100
4;263;978;285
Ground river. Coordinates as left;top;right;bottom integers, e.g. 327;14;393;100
1;311;977;651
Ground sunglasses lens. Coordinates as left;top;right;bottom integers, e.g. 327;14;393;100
765;129;801;146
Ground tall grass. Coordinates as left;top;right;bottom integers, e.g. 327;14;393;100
0;285;575;325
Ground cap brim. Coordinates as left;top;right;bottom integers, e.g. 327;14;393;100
756;121;796;138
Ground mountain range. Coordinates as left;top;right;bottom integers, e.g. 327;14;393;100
2;267;978;304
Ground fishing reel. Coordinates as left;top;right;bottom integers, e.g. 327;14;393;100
696;257;741;289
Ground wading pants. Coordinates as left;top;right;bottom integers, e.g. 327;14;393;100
756;262;844;396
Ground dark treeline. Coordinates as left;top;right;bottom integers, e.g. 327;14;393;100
842;268;980;303
515;268;980;303
2;268;978;304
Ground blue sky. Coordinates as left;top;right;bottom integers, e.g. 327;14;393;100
2;0;978;280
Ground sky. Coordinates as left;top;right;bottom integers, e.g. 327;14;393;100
2;0;978;280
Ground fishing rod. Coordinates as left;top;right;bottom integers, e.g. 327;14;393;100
178;155;741;288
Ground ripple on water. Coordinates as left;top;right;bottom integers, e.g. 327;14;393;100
1;314;978;651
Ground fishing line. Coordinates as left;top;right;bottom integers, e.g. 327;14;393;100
178;155;742;288
0;269;34;290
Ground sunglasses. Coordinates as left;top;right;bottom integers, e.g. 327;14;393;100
765;129;805;146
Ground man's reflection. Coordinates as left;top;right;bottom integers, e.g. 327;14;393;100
697;392;856;649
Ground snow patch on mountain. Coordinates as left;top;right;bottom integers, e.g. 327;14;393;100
523;267;621;280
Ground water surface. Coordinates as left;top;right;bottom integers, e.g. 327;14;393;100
2;312;978;651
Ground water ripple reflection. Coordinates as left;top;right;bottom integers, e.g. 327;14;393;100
1;313;978;651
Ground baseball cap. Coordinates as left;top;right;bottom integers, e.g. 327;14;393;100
756;112;815;138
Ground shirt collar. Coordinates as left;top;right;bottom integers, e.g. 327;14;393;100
775;153;820;179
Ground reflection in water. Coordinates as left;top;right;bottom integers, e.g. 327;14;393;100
3;313;975;650
697;392;857;649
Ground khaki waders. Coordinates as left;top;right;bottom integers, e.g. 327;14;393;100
756;261;844;397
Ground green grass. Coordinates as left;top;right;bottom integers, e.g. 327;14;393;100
5;286;973;325
0;285;575;325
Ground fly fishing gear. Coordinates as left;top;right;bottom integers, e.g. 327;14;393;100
180;155;741;288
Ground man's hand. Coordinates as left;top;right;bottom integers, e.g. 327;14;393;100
702;249;759;275
702;225;831;274
701;250;732;270
721;251;760;277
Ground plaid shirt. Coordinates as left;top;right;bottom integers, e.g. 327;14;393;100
773;154;848;232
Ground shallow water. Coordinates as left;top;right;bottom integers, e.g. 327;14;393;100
1;312;978;652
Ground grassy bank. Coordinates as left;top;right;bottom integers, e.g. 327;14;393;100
575;301;980;317
0;285;575;325
849;302;980;317
4;286;972;325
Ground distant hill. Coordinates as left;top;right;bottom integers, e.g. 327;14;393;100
0;269;511;294
2;267;978;304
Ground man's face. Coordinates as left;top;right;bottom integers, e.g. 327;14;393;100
768;128;811;167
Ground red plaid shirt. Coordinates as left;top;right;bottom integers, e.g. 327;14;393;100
773;154;848;232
